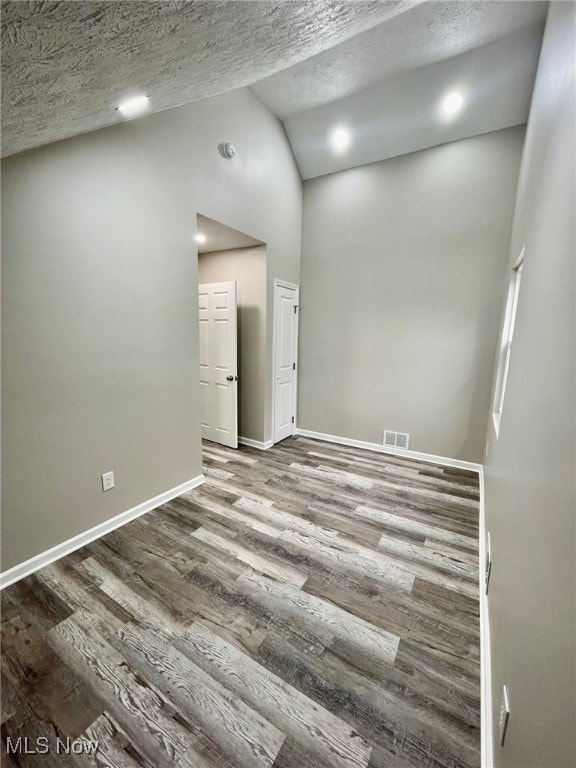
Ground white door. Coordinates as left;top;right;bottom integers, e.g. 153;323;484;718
198;281;238;448
274;281;299;444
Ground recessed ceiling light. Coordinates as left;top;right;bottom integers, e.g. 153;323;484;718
195;233;207;244
117;95;150;118
331;127;351;153
442;91;464;115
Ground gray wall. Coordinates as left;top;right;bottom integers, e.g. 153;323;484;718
484;4;575;767
298;126;525;462
1;87;302;572
198;246;267;443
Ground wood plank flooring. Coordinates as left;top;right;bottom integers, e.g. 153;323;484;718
1;437;480;767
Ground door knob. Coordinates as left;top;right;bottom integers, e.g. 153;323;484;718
226;375;238;381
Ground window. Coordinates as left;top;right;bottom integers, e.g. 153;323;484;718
493;248;524;436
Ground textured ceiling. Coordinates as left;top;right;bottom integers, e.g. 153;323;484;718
284;23;544;179
251;1;549;119
0;0;421;157
197;215;263;254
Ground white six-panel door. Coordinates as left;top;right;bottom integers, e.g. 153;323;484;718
274;282;299;444
198;282;238;448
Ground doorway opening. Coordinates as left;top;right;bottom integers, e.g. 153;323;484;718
196;214;266;449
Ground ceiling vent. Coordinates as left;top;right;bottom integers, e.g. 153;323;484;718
383;430;410;450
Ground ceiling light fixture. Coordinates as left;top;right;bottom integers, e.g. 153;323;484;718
117;95;150;118
195;233;207;244
442;91;464;115
331;127;351;153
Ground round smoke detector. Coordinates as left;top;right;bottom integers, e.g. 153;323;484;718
218;142;236;159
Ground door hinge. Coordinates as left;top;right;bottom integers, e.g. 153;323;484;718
294;305;298;313
292;362;296;370
291;416;295;424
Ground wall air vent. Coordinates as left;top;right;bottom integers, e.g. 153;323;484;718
383;430;410;450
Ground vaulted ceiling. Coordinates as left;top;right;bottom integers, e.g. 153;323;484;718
1;0;549;176
253;1;548;177
0;0;420;157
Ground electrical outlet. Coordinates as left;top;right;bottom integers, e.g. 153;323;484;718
485;531;492;594
101;471;115;492
499;685;510;745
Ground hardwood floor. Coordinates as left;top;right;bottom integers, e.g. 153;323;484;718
1;437;480;767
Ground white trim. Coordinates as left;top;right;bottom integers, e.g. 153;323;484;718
491;254;524;435
273;278;299;291
479;467;494;767
492;411;501;439
0;474;205;590
512;245;525;272
238;436;273;450
294;428;482;472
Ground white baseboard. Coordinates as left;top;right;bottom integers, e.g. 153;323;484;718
479;467;494;767
295;428;482;472
238;437;274;450
0;474;205;590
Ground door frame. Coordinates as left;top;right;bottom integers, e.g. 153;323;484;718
272;279;299;445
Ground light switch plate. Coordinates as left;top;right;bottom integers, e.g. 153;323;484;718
101;471;115;492
499;685;510;745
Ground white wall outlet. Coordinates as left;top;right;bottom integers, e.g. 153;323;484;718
498;685;511;745
101;471;115;492
485;531;492;594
